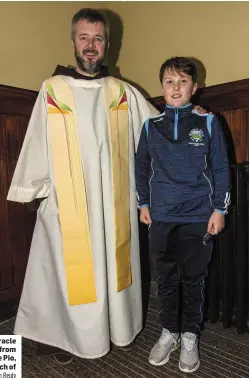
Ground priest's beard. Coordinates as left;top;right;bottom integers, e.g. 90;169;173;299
75;49;105;76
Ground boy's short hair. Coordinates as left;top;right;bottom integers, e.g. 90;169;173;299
159;57;197;84
71;8;110;43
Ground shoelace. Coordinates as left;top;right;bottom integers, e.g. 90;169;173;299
182;334;197;353
158;330;172;346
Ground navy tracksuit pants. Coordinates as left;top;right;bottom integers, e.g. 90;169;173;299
149;222;212;334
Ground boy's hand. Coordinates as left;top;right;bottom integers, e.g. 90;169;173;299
193;105;211;114
140;206;152;225
207;211;225;235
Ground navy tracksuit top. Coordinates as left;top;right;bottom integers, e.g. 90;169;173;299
135;103;231;223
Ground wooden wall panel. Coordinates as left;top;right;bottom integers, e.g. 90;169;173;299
0;84;37;116
221;109;249;163
0;87;37;303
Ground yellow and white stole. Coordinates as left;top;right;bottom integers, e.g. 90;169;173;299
46;76;131;305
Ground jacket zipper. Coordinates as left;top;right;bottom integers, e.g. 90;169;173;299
174;108;178;140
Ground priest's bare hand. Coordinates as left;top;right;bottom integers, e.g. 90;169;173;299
140;206;152;225
193;105;211;114
207;211;225;235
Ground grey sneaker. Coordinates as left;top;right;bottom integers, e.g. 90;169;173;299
149;328;180;366
179;332;200;373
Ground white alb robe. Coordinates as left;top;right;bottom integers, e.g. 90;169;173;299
7;75;159;359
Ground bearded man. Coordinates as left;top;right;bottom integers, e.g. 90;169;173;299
7;8;159;362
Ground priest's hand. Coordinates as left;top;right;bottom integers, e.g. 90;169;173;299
207;211;225;235
140;206;152;225
193;105;211;114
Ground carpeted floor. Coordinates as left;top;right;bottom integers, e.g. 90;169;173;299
1;291;249;378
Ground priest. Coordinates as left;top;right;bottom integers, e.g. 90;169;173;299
7;8;158;360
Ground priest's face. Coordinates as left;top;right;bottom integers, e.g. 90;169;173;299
72;19;107;76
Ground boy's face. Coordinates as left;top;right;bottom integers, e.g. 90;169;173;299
162;68;198;108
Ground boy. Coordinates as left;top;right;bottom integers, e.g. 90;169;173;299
135;57;230;373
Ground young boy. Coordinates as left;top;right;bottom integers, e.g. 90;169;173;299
135;57;230;373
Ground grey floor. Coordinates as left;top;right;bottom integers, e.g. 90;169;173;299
1;294;249;378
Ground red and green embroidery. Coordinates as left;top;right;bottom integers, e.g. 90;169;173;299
46;83;72;114
110;82;128;111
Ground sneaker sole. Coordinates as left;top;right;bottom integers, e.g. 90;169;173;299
178;360;200;373
149;342;180;366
